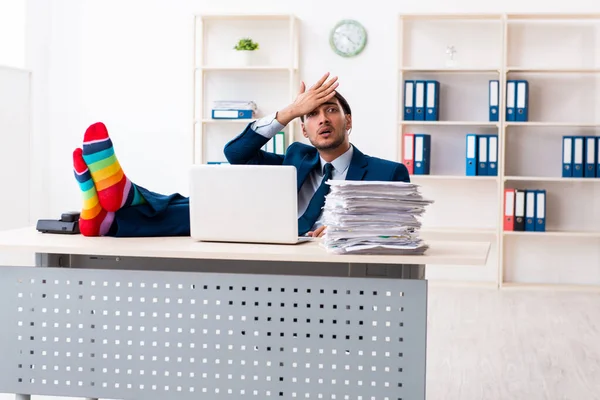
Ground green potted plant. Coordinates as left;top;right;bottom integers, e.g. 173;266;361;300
233;37;260;65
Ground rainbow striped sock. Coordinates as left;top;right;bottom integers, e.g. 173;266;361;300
81;122;145;212
73;148;115;236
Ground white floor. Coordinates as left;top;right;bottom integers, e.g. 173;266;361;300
427;285;600;400
1;285;599;400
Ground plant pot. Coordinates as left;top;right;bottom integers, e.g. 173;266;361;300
233;50;259;66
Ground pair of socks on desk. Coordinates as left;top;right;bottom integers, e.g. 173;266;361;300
73;122;146;236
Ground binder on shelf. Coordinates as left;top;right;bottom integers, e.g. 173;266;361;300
562;136;573;178
274;131;286;155
514;189;525;231
403;133;415;175
506;80;516;122
403;80;415;121
414;134;431;175
425;80;440;121
597;137;600;178
464;134;498;176
487;134;498;176
525;190;536;232
503;189;515;231
477;135;488;176
573;136;584;178
489;80;499;122
211;109;254;119
515;80;529;122
535;189;546;232
505;187;547;232
585;136;597;178
465;134;477;176
414;80;426;121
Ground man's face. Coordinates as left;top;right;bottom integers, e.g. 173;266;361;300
301;99;351;151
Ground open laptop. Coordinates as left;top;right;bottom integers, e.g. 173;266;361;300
189;164;313;244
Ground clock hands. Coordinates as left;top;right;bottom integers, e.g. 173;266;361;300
334;31;357;46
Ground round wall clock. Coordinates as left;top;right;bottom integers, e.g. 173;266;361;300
329;19;367;58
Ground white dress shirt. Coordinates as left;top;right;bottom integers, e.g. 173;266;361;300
251;113;354;231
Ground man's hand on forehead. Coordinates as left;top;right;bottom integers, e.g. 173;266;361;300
276;72;339;125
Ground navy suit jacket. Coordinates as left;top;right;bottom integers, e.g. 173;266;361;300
224;123;410;189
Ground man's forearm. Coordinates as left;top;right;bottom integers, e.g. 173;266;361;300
251;104;299;138
251;113;285;139
275;105;299;126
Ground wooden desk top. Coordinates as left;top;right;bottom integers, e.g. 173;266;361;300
0;227;490;266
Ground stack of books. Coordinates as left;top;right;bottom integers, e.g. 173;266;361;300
211;100;257;119
321;181;434;255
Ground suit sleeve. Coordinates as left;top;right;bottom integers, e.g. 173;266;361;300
392;163;411;183
223;122;285;165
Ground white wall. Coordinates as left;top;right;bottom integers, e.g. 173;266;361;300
23;0;600;286
0;66;31;229
26;0;598;215
0;66;35;269
0;0;26;69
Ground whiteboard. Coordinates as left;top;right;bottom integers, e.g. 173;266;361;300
0;66;31;230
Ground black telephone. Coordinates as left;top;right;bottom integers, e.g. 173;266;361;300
36;211;81;234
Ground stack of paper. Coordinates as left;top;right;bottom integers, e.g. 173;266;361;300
212;100;257;111
321;180;434;255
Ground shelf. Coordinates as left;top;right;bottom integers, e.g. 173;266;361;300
506;14;600;22
198;14;294;21
193;13;300;165
504;230;600;238
401;121;499;127
399;13;503;21
421;227;498;235
507;67;600;73
398;13;600;287
504;176;600;182
411;175;499;181
401;67;500;73
505;122;600;127
197;66;293;71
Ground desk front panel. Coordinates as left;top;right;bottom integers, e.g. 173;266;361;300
0;265;426;400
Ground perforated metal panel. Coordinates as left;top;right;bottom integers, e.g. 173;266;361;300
0;266;427;400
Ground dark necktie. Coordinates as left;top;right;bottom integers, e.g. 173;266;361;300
298;163;334;236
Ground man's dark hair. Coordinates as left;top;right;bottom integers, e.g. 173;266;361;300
300;91;351;122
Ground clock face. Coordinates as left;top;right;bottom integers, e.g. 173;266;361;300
330;19;367;57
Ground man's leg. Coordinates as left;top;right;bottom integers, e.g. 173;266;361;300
73;148;115;236
74;122;191;237
81;122;146;212
73;158;191;237
107;189;191;237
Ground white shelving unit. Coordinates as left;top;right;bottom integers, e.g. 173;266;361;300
193;14;300;164
398;13;600;289
397;14;504;285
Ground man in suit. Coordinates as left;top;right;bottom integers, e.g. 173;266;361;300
224;72;410;236
72;73;409;237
